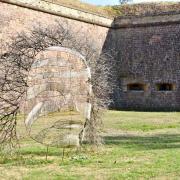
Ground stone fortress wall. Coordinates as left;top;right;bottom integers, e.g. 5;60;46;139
112;12;180;110
0;0;180;111
0;0;111;50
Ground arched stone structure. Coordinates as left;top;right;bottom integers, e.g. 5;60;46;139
25;46;92;130
21;47;93;147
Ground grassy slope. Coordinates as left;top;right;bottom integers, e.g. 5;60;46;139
108;2;180;17
45;0;115;17
0;111;180;179
46;1;180;17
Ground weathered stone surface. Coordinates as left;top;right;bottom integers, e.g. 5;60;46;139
113;22;180;110
0;1;109;50
25;48;89;114
1;0;180;111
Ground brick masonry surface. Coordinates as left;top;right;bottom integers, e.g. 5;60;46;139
23;50;89;113
112;23;180;110
0;1;180;111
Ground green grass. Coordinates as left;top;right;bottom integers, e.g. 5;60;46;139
0;111;180;179
104;111;180;131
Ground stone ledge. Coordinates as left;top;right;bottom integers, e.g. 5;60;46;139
114;13;180;28
0;0;113;28
1;0;180;29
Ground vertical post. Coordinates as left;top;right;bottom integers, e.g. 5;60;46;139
0;39;2;55
45;145;49;161
62;148;65;162
79;66;92;144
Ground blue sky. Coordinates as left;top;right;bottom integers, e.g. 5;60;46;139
82;0;180;6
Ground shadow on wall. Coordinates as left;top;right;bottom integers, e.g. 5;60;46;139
101;15;180;111
99;19;119;110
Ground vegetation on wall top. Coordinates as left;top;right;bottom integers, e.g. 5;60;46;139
109;2;180;16
44;0;113;17
45;0;180;17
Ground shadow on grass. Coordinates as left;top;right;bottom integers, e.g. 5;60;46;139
18;146;81;158
19;147;64;156
0;154;53;165
104;134;180;150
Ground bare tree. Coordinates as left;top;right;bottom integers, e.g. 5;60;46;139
0;21;116;148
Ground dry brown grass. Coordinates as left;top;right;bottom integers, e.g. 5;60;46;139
44;1;180;18
106;2;180;17
44;0;115;17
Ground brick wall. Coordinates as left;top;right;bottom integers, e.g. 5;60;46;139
0;1;110;50
1;1;180;111
113;23;180;110
23;49;89;113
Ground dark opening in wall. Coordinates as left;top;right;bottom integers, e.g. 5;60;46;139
127;83;146;91
156;83;175;91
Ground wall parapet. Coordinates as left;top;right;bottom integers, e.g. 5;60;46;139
0;0;113;28
1;0;180;29
114;12;180;28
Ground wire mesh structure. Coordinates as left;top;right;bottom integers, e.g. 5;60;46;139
23;47;92;148
0;23;115;148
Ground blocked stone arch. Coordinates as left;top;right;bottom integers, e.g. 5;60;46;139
24;46;92;130
0;22;102;146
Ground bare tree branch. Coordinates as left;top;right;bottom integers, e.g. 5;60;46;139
0;22;117;147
